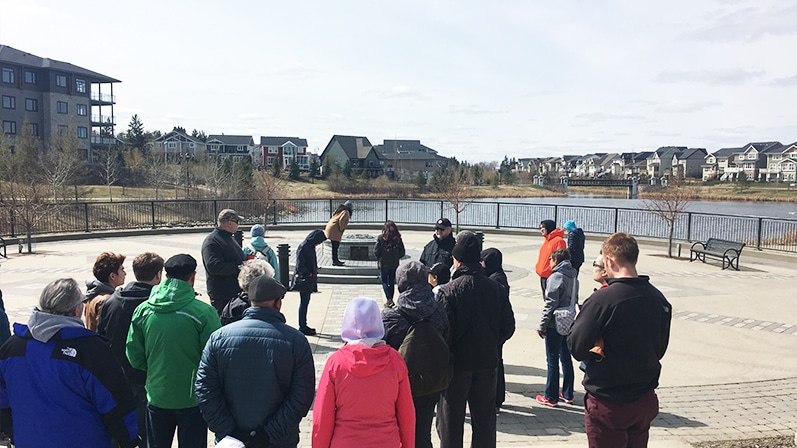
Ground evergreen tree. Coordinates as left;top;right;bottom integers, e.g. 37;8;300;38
289;157;301;180
308;157;319;182
127;114;148;154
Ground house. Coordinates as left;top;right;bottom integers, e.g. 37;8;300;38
760;142;797;182
372;139;448;180
646;146;686;179
732;142;781;181
320;135;383;178
702;147;741;181
258;136;310;171
153;130;206;161
515;158;544;175
206;134;255;162
672;148;707;179
0;45;119;161
611;152;652;179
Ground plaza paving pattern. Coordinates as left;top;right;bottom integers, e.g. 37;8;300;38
0;228;795;447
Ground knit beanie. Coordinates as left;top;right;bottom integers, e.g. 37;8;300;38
452;231;481;263
540;220;557;233
564;220;577;232
251;224;266;238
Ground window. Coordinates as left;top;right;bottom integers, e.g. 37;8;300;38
1;95;14;109
167;142;177;149
77;127;88;138
24;71;36;84
76;104;87;116
268;147;277;154
25;98;37;111
75;78;86;93
208;144;220;152
3;121;16;134
1;67;14;84
747;154;756;160
57;101;68;114
58;125;68;136
28;122;39;136
237;145;247;152
267;156;275;166
56;74;67;87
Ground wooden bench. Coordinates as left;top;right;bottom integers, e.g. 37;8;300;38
690;238;745;270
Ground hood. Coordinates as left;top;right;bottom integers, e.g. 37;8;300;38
451;263;483;280
553;259;578;279
545;228;565;241
480;248;504;277
301;229;327;248
337;343;392;377
249;236;269;249
116;282;155;313
146;278;197;313
24;308;87;343
85;279;115;301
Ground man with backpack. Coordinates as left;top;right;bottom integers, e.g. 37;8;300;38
436;231;516;448
382;261;450;448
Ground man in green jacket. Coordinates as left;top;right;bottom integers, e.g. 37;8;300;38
126;254;221;448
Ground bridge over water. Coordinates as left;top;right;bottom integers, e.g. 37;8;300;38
561;177;640;199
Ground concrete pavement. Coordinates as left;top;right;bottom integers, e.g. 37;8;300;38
0;226;795;447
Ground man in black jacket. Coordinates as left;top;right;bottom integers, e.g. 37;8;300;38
568;232;671;448
202;209;246;313
97;251;164;448
436;232;515;448
419;218;456;269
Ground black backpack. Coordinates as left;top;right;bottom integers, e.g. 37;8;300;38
397;309;452;397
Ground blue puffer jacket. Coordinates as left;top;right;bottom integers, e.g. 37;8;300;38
195;306;316;448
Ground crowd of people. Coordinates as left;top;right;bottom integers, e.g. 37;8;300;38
0;204;671;448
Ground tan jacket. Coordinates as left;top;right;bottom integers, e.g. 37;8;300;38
324;209;350;242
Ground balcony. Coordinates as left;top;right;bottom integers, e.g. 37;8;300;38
90;135;117;146
91;114;115;126
90;92;116;104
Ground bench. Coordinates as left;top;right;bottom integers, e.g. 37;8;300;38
690;238;745;270
0;236;6;258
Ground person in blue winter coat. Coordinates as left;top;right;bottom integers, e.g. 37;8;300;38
564;220;585;273
244;224;279;277
0;278;139;448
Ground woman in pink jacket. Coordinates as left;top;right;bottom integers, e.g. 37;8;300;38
312;297;415;448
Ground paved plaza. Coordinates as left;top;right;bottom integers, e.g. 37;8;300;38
0;226;795;447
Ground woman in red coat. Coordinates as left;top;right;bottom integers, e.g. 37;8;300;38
312;297;415;448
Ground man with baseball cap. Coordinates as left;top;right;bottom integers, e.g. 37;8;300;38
127;254;221;448
196;274;315;448
202;209;246;313
420;217;456;269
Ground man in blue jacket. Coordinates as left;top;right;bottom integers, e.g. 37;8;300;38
196;274;316;448
0;278;139;448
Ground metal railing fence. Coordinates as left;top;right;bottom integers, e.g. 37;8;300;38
2;198;796;253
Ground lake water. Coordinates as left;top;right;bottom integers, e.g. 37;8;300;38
479;196;797;220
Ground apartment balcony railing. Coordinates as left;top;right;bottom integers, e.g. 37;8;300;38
90;135;117;145
91;114;115;125
90;92;116;104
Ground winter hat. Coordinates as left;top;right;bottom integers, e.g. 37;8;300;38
251;224;266;238
452;231;481;263
564;220;577;232
343;200;353;211
164;254;197;278
540;220;556;233
396;261;428;293
248;274;286;303
341;297;384;342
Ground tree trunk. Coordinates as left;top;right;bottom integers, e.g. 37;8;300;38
667;224;674;258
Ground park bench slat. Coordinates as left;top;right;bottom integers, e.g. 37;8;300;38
689;238;744;270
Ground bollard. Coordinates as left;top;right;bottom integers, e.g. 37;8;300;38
677;243;682;258
474;231;485;251
278;244;291;290
234;229;243;248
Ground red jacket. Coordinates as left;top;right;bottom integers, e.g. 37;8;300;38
535;228;567;279
312;343;415;448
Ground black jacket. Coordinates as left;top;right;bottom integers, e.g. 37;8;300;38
292;230;327;293
374;236;406;269
481;248;509;296
419;233;455;268
437;264;515;371
568;276;672;403
201;227;246;308
382;279;449;350
97;281;154;385
567;228;585;265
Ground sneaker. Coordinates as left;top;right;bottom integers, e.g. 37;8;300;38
559;392;573;405
332;260;345;266
536;394;557;407
300;327;317;336
384;300;395;308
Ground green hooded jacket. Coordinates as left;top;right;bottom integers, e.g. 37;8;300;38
126;278;221;409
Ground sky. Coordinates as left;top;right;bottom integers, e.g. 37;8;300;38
1;0;795;162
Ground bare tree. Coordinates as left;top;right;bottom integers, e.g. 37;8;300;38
40;128;86;202
252;169;285;227
643;177;697;258
196;154;230;200
144;150;171;199
94;147;123;202
434;163;473;233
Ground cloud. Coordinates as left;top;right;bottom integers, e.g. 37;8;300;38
655;68;763;85
656;100;723;113
448;105;508;115
768;75;797;86
682;4;797;42
377;85;425;100
574;112;647;124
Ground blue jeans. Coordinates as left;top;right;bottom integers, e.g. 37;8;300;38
379;267;397;301
146;404;206;448
299;291;311;329
544;329;574;402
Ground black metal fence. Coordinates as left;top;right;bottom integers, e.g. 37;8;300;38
2;198;796;253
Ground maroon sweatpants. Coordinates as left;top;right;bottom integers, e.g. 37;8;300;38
584;390;659;448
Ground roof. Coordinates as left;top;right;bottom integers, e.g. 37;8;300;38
374;139;444;161
654;146;687;157
677;148;707;160
0;45;120;83
260;136;308;147
743;141;781;153
154;130;203;144
207;135;254;145
710;147;742;158
323;135;374;159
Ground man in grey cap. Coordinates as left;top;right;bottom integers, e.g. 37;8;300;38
0;278;140;447
420;217;456;269
196;274;315;448
202;209;246;313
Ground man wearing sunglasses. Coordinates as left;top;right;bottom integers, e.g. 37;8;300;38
202;209;246;314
